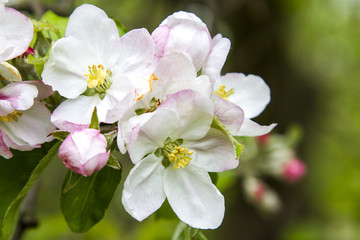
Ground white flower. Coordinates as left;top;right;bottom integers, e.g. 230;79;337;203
117;51;212;153
214;73;277;136
122;89;238;229
0;82;55;158
58;128;110;176
0;2;34;61
42;4;157;131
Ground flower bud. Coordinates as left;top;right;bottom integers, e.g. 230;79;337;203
58;129;110;176
243;177;281;213
256;133;270;145
282;158;306;183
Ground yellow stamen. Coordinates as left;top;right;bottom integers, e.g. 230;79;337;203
84;64;111;89
214;84;235;101
0;110;23;122
168;146;193;169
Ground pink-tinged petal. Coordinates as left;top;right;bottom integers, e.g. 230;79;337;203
128;109;178;163
59;129;109;176
154;51;196;89
0;129;12;159
42;36;98;99
117;112;153;154
160;11;212;70
153;51;212;98
99;75;135;123
0;7;33;61
151;25;170;56
187;128;238;172
158;89;214;140
0;82;37;115
237;117;277;137
0;101;55;147
164;164;225;229
22;80;53;100
115;28;157;97
65;4;122;67
51;95;102;130
217;73;271;118
213;94;244;135
203;34;231;86
122;154;166;221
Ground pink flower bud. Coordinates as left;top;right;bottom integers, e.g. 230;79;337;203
256;133;270;145
282;158;306;183
58;129;110;177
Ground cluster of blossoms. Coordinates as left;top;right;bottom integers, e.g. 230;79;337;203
0;0;55;158
0;2;305;232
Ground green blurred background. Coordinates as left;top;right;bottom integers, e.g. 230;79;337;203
9;0;360;239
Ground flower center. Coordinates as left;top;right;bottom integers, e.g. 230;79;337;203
161;138;193;169
168;146;193;169
214;84;234;100
0;110;23;122
84;64;112;94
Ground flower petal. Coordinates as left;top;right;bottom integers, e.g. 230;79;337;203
158;89;214;140
97;75;135;123
159;11;212;70
0;129;12;159
212;94;244;135
122;154;166;221
0;82;38;115
115;28;157;97
128;109;178;163
0;7;33;61
236;117;277;137
203;34;231;86
65;4;122;67
0;101;55;147
187;128;238;172
154;51;212;98
216;73;271;118
42;36;97;98
164;164;225;229
51;95;101;130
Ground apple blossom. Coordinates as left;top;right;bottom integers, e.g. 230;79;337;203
152;11;212;71
0;1;34;62
122;89;238;229
0;82;56;158
42;4;157;131
214;73;277;136
117;51;212;153
58;128;110;177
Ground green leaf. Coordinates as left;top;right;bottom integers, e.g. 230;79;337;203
0;141;61;240
60;165;122;232
89;107;99;130
51;130;70;141
106;154;122;170
40;11;69;41
211;116;244;159
62;171;83;194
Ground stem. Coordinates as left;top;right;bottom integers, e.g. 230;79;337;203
11;182;41;240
